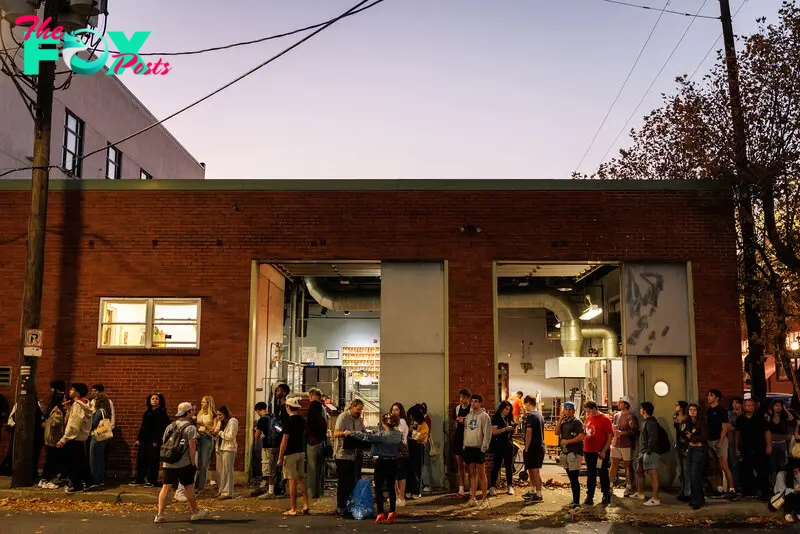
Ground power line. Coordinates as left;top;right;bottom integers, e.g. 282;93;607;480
0;0;386;179
601;0;719;19
597;0;709;167
689;0;748;81
573;0;671;174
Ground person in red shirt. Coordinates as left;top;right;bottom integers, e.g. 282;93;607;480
513;392;524;423
582;401;614;506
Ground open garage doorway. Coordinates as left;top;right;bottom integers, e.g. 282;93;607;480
494;262;623;462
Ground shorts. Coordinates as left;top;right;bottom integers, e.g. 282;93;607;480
395;457;408;481
283;452;305;480
262;447;278;478
709;438;729;459
611;446;633;461
524;448;544;470
462;446;485;465
164;464;197;487
560;451;582;471
637;451;661;472
453;435;464;457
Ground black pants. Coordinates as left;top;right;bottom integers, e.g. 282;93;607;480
407;441;424;495
584;452;610;500
740;451;770;497
136;442;161;485
490;448;513;489
567;469;580;504
65;440;90;489
336;459;357;511
42;445;65;481
687;447;705;507
785;492;800;515
375;457;398;514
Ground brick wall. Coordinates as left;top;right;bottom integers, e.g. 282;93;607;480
0;186;740;473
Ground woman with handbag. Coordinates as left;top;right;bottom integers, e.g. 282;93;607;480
195;396;216;492
391;403;410;506
89;394;113;488
489;401;516;496
406;404;428;499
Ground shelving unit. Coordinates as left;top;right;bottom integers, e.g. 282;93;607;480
341;345;381;376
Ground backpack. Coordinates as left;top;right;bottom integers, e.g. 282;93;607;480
654;420;671;455
160;422;189;463
44;407;65;447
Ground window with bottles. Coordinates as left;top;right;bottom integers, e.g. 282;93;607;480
98;298;200;349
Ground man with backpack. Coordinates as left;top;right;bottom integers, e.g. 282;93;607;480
40;381;68;488
154;402;208;524
637;401;669;506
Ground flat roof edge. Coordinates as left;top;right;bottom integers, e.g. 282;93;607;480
0;178;731;192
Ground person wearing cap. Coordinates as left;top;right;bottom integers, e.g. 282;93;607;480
154;402;208;524
555;401;585;508
610;396;638;498
278;396;309;516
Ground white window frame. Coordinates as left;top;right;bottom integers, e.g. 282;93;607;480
97;297;201;349
106;144;122;180
140;168;152;180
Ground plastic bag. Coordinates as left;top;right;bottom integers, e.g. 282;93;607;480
347;478;374;520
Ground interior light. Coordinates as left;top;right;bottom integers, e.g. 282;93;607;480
580;305;602;321
557;287;572;292
792;337;800;351
555;322;561;329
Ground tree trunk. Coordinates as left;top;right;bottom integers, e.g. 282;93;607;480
740;197;767;402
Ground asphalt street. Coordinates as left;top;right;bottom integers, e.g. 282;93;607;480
0;511;793;534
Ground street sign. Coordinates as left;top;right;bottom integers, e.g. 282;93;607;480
24;346;42;357
25;329;43;348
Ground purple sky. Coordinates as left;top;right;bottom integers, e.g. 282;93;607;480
106;0;783;180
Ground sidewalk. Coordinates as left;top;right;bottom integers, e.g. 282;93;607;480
0;476;783;527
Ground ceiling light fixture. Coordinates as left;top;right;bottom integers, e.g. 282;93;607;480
579;296;603;321
792;336;800;352
555;322;561;329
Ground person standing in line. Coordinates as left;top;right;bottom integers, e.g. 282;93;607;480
735;398;772;499
706;389;737;499
154;402;208;524
637;401;662;507
347;413;403;524
766;400;794;480
253;401;271;494
452;389;472;498
682;403;706;510
333;399;366;516
391;402;410;507
133;393;170;487
421;403;434;493
523;395;545;503
212;405;238;499
513;392;525;424
489;401;516;497
194;396;216;493
269;384;291;496
56;383;93;493
89;385;115;431
40;380;68;488
89;393;113;489
278;396;310;516
673;401;690;501
305;393;328;500
610;396;639;498
405;404;428;500
462;393;492;510
728;397;743;493
583;400;613;506
555;401;585;508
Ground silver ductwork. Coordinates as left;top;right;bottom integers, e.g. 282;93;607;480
581;325;618;358
496;291;582;358
304;278;381;312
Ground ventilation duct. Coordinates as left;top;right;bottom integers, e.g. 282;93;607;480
497;291;582;358
304;278;380;312
581;325;618;359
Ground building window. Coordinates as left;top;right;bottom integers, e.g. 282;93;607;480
106;145;122;180
777;358;800;382
0;366;10;386
98;298;201;349
62;110;84;177
140;169;152;180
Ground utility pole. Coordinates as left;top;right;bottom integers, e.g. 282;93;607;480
12;0;59;488
718;0;765;402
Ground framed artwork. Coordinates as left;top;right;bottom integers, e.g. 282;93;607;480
326;350;339;360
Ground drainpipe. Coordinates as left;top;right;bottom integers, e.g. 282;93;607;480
496;291;582;358
581;325;618;358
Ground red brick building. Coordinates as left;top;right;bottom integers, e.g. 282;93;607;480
0;179;740;481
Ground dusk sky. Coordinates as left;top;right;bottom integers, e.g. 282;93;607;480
106;0;784;180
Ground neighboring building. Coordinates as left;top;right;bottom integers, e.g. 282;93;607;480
0;28;204;180
0;179;740;483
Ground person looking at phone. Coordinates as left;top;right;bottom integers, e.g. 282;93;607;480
489;401;517;496
523;395;545;503
555;401;585;508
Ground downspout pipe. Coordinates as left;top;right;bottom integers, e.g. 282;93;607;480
581;325;619;359
304;277;381;312
496;291;582;358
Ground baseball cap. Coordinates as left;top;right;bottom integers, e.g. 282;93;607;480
619;396;631;405
175;402;193;417
286;396;302;409
563;402;575;410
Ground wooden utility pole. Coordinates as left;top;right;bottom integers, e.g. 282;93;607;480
12;0;59;488
718;0;765;402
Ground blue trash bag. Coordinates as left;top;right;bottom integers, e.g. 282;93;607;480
347;478;374;520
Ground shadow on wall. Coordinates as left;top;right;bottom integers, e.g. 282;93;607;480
53;188;83;379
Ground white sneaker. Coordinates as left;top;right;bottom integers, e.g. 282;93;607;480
477;499;490;510
414;493;422;500
507;487;515;496
396;499;406;507
190;510;208;521
174;493;188;502
38;479;45;488
488;487;497;497
636;493;646;500
422;486;431;493
643;498;661;507
43;482;59;490
153;515;166;524
466;498;478;507
786;513;795;523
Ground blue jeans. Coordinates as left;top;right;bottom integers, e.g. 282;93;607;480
687;447;705;506
195;435;213;489
89;436;107;485
677;449;690;497
421;440;433;489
